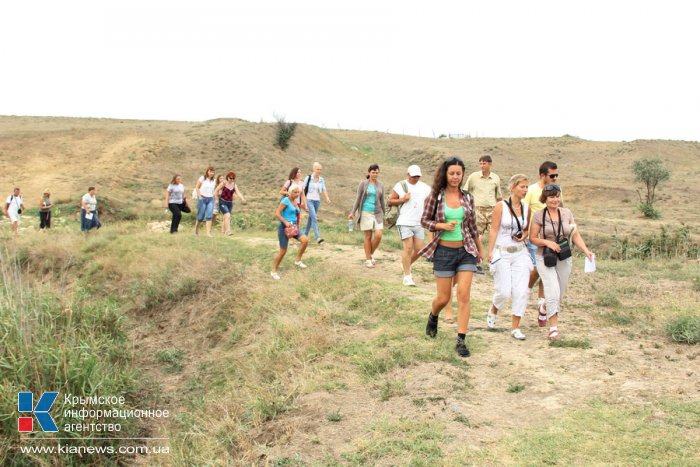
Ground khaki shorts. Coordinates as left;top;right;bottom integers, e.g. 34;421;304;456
360;212;383;231
476;206;494;236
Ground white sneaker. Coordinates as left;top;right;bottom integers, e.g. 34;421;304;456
486;310;497;329
511;328;526;340
294;261;307;269
371;256;376;265
270;272;281;280
365;260;375;268
402;275;416;287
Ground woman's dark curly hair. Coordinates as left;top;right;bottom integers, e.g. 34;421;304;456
431;156;465;194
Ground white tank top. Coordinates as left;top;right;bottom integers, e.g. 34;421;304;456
198;176;216;198
496;199;529;248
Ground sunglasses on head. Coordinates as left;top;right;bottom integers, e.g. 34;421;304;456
548;173;559;179
544;184;561;192
446;156;463;164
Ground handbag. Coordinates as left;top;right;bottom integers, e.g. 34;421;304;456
284;223;299;238
557;238;572;260
542;208;572;266
543;247;558;267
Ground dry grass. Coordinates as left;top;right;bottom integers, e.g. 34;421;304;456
2;117;699;465
2;116;699;242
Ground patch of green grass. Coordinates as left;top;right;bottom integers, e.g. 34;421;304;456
691;276;700;292
342;417;445;465
506;383;525;393
156;348;185;373
454;415;471;426
327;410;343;422
595;292;622;308
463;399;700;465
549;338;592;349
379;380;407;401
605;310;633;325
0;247;142;465
666;312;700;344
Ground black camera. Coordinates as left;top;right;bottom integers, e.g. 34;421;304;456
512;230;523;240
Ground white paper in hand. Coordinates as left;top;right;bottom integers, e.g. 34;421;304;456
584;254;596;273
85;212;94;220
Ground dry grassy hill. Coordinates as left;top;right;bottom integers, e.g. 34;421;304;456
1;116;698;465
2;115;699;240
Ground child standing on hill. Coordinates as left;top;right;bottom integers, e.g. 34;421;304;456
39;189;53;231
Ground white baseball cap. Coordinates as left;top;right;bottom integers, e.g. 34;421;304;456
407;165;422;177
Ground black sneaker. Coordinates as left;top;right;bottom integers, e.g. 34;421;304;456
425;313;438;338
455;338;470;357
475;265;485;275
317;238;325;244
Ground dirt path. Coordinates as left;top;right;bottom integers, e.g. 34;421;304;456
125;231;698;464
235;234;700;462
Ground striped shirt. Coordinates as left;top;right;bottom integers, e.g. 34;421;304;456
418;189;479;259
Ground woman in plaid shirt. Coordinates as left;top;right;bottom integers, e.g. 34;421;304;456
419;157;483;357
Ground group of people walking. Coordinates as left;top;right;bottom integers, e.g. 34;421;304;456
335;156;593;358
165;167;248;236
422;156;593;357
3;186;101;235
9;156;591;360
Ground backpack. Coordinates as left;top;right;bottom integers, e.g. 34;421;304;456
385;181;409;229
303;174;312;196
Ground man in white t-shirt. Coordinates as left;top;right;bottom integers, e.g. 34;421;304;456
5;187;25;237
389;165;432;286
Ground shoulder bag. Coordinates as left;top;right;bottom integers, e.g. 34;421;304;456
385;181;408;229
284;223;299;238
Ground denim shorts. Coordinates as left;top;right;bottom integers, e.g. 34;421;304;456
397;224;425;240
433;244;477;278
219;199;233;215
527;241;537;266
277;221;302;249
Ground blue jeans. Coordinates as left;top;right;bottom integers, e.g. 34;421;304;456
196;196;214;221
304;199;321;239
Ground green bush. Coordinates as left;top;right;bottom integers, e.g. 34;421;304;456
610;225;699;260
637;202;661;219
275;117;297;151
666;313;700;344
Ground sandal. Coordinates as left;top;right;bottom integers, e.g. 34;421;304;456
548;329;560;340
537;303;547;328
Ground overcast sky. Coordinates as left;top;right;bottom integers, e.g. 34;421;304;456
2;0;698;141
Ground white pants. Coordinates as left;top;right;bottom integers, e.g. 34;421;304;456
491;248;532;317
535;256;573;318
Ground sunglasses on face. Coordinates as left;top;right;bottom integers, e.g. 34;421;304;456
548;173;559;179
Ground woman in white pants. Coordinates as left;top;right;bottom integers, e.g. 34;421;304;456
529;184;593;340
486;174;532;340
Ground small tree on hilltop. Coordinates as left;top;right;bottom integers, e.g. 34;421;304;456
274;114;297;151
632;158;671;219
